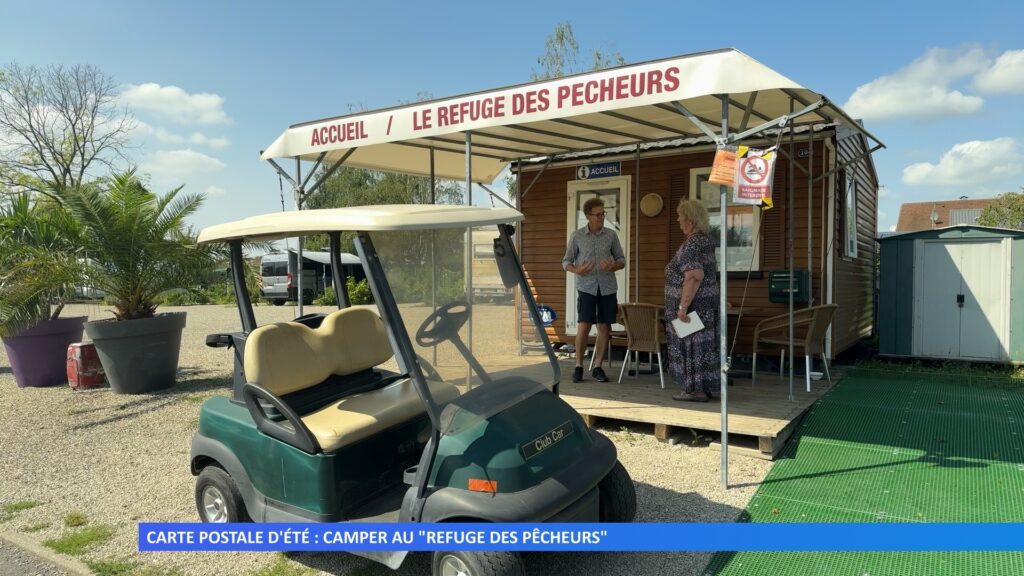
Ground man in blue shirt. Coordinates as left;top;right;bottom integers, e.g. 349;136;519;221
562;198;625;382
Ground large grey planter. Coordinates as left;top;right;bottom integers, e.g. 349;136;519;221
84;312;186;394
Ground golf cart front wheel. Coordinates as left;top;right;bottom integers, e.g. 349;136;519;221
598;461;637;522
195;465;249;523
432;550;525;576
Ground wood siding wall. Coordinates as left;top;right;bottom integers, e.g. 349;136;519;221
832;134;878;353
518;134;877;357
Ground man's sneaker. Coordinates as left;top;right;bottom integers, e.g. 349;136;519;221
572;366;584;382
592;367;609;382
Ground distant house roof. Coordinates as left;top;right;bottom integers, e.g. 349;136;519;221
895;198;995;232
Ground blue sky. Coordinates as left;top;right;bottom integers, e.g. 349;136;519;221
2;0;1022;233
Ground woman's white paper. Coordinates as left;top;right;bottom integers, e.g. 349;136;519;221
671;312;705;338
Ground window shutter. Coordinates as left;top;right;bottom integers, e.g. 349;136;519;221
761;164;787;269
669;173;686;254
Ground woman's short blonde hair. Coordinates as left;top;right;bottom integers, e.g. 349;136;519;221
676;199;711;234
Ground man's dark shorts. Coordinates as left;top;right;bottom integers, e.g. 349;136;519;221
578;289;617;324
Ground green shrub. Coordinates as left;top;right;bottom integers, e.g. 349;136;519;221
313;278;374;306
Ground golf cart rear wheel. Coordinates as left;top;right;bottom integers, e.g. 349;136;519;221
195;465;249;523
598;461;637;522
432;551;525;576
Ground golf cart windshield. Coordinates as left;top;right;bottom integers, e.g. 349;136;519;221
369;226;555;436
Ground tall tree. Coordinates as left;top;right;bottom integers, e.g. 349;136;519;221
977;189;1024;230
0;63;135;201
510;23;625;197
530;21;625;81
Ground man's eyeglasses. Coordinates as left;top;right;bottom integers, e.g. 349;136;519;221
588;211;606;217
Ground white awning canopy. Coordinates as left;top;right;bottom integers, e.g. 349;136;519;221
198;204;523;243
262;48;881;183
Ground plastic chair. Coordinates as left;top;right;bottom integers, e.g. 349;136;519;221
616;303;666;389
751;304;837;392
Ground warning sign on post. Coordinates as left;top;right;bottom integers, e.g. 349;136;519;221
734;147;776;207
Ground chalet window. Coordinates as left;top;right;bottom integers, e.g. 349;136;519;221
690;167;761;271
844;169;858;258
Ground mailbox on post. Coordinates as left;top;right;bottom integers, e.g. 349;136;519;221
768;269;810;304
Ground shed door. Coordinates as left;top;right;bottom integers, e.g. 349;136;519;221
915;239;1007;360
957;240;1006;360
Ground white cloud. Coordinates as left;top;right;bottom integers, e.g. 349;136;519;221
134;121;228;149
189;132;230;149
974;49;1024;94
843;47;988;121
142;149;226;178
901;137;1024;186
204;185;226;197
122;83;230;124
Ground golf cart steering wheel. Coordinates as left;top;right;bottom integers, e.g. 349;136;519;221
415;301;470;347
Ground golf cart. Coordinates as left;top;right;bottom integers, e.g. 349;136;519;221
190;204;636;575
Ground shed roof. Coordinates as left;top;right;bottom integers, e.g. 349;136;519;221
877;224;1024;242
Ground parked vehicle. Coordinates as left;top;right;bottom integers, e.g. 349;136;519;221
260;249;363;305
193;205;636;576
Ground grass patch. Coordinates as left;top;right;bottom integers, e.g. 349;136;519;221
21;521;51;533
85;557;138;576
43;524;115;555
182;394;207;404
853;357;1024;380
64;511;89;527
85;558;186;576
250;553;318;576
2;500;39;514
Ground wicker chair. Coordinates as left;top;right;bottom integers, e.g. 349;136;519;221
616;303;667;388
751;303;837;392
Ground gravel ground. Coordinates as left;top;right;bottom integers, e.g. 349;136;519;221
0;303;772;576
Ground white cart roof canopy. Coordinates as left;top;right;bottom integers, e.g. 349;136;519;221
262;48;881;183
198;205;523;243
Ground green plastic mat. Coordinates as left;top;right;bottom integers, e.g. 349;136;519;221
707;372;1024;575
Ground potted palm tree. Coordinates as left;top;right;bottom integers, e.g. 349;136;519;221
63;170;219;394
0;195;87;388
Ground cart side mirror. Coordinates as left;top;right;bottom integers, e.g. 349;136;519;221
205;333;234;348
494;224;519;289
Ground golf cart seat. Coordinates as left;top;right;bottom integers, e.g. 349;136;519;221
243;307;459;453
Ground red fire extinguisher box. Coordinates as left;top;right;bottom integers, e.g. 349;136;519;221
66;342;106;390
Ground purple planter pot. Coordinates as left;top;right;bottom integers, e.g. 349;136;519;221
2;316;87;388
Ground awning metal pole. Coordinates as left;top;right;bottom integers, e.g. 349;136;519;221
672;101;722;143
787;101;795;402
479;183;515;210
807;126;814;306
465;132;474;384
719;95;730;490
295;157;305;318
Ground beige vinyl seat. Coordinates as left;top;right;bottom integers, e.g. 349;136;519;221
751;303;837;393
616;303;667;389
244;307;459;452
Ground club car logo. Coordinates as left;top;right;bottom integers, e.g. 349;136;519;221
521;421;574;460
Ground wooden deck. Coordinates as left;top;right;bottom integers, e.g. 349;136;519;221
557;360;836;459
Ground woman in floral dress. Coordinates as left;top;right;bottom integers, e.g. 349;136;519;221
664;199;720;402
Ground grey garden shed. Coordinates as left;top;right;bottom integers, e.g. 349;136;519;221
878;225;1024;364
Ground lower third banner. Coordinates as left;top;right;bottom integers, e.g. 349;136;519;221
139;523;1024;552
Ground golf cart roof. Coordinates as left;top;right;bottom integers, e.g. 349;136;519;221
198;204;523;243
